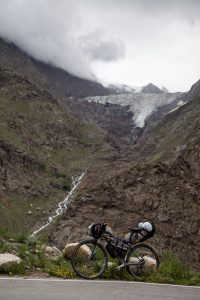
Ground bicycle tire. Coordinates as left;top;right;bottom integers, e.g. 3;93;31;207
71;239;108;279
126;243;160;278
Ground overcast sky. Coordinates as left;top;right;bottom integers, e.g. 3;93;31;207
0;0;200;92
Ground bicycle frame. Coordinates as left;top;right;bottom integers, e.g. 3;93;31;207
97;232;146;271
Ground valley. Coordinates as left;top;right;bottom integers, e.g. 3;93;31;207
0;37;200;270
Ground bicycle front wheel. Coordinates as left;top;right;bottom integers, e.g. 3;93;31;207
71;239;108;279
126;243;159;278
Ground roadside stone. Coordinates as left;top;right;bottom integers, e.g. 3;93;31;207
42;245;62;260
63;243;91;260
0;253;22;272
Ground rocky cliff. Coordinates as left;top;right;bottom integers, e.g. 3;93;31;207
0;37;109;98
141;83;164;94
1;35;200;269
50;93;200;268
0;66;134;232
183;78;200;101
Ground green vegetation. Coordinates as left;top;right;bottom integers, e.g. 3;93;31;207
102;253;200;285
1;233;199;286
44;258;75;278
0;68;116;234
143;252;200;286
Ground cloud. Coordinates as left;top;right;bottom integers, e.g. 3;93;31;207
80;31;125;62
0;0;94;80
0;0;199;91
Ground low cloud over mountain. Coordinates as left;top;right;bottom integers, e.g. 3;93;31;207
0;0;199;90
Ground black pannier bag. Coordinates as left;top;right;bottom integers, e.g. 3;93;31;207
106;237;129;259
124;221;156;244
88;223;106;239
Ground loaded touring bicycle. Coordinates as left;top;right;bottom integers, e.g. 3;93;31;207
71;221;159;279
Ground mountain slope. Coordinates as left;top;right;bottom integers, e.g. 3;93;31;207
141;83;164;94
0;66;121;232
85;91;181;127
183;78;200;101
51;90;200;268
0;37;109;98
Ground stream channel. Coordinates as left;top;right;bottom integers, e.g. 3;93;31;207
31;172;85;236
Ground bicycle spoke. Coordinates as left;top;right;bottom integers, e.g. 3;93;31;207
126;243;159;278
71;239;108;279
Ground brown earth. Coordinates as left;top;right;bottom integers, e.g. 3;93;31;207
50;95;200;269
1;36;200;269
0;66;134;232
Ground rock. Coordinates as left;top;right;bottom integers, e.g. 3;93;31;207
27;210;32;215
129;256;156;269
42;245;62;260
0;253;22;272
141;83;164;94
143;256;157;269
63;243;91;260
8;239;15;243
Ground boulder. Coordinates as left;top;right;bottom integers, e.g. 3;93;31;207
63;243;91;260
42;245;62;260
143;256;157;268
0;253;22;272
129;256;157;269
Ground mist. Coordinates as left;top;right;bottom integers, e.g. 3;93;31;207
0;0;199;91
0;0;94;80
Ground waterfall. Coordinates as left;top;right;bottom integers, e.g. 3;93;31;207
30;172;85;237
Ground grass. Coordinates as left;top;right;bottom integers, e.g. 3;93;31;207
142;252;200;286
0;71;118;236
44;258;75;278
0;232;199;286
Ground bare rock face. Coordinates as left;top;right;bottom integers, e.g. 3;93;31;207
183;78;200;101
50;95;200;269
141;83;164;94
0;37;109;98
50;158;200;269
0;66;133;232
0;253;22;272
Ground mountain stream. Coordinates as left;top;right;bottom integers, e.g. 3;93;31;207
31;172;85;236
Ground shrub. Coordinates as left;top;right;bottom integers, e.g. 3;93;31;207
142;252;200;286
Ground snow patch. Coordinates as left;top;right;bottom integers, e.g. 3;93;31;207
86;93;179;127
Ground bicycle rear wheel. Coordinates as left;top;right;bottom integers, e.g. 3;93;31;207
126;243;159;278
71;239;108;279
